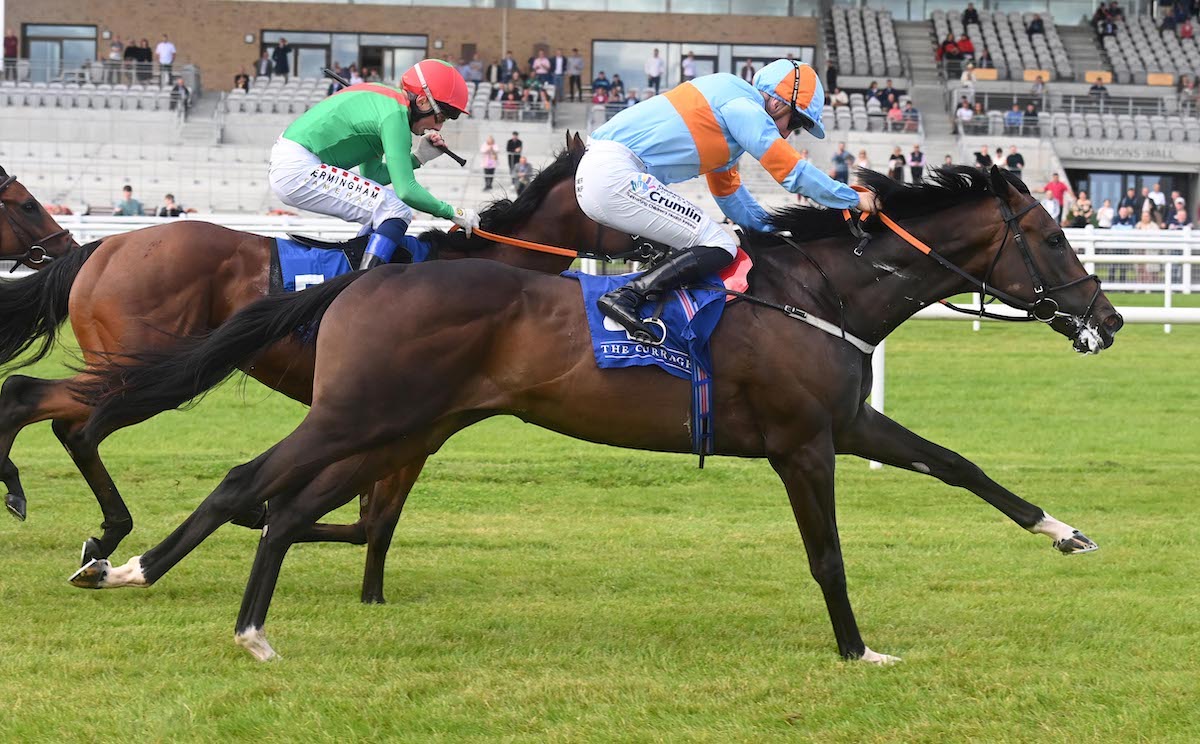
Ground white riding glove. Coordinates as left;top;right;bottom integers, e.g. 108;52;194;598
720;222;743;249
414;132;444;166
451;207;480;237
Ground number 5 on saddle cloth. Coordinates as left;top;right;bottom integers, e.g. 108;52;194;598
269;233;434;293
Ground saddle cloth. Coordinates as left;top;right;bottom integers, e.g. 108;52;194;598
269;234;433;294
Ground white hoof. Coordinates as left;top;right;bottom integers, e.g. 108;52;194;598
105;555;149;587
235;627;280;662
860;647;901;665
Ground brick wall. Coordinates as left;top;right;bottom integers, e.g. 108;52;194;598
5;0;818;87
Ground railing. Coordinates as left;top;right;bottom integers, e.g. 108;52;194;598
1;58;201;93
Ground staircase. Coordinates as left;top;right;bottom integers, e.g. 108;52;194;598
1056;24;1109;78
178;95;222;146
893;21;954;137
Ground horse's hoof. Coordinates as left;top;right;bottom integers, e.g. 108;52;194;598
1053;530;1098;555
81;538;104;566
68;558;111;589
859;647;901;665
361;593;386;605
5;493;26;522
235;627;280;662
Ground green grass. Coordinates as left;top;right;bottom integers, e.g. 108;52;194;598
1;319;1198;742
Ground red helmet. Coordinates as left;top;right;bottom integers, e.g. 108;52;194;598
401;59;470;118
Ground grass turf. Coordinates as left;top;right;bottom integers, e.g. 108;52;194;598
0;317;1197;742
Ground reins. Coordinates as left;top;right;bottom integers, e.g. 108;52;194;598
449;224;667;264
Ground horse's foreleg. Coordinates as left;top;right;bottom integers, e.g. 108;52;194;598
0;374;67;522
360;457;426;605
837;406;1097;554
51;418;134;565
768;435;898;664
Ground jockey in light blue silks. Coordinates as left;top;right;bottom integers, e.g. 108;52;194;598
576;59;878;342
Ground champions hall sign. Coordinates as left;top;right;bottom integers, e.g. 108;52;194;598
1067;143;1178;162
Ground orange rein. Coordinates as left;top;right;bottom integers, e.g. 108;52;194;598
448;224;579;258
843;184;935;256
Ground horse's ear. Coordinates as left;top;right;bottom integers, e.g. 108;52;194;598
565;130;571;150
987;164;1011;197
569;132;584;156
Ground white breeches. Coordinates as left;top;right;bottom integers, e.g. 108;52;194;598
268;136;413;229
575;138;737;257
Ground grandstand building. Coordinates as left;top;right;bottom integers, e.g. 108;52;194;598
1;1;1197;220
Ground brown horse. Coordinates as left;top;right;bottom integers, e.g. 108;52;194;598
0;135;632;602
73;166;1123;662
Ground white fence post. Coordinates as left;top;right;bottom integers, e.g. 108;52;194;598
1164;261;1173;335
869;340;886;470
1183;227;1193;295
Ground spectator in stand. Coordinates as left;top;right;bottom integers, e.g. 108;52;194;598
974;144;992;169
886;101;904;131
856;149;872;171
113;185;144;216
480;135;498;191
1171;191;1187;215
681;51;697;82
888;146;906;181
327;62;347;96
365;67;381;82
254;50;272;78
348;64;364;86
954;99;974;131
468;53;484;87
551;49;567;101
1112;206;1136;228
909;144;925;182
738;58;756;82
126;38;146;84
1118;186;1138;213
1027;13;1045;37
1149;182;1167;212
169;76;191;118
830;87;849;107
609;74;625;101
506;131;522;174
156;193;185;217
1043;172;1070;211
1024;103;1040;134
1138;186;1157;223
938;35;964;77
1065;191;1095;227
272;38;293;82
1160;14;1177;33
155;34;176;85
591;85;608;105
485;58;502;86
3;28;16;83
1096;198;1114;228
501;51;520;79
1135;211;1161;230
879;78;897;102
994;147;1004;167
957;34;975;60
234;70;250;92
1166;207;1191;229
962;2;980;26
644;48;665;95
105;36;124;84
1040;190;1061;222
134;38;154;84
567;49;584;102
824;59;838;102
456;57;473;83
1004;103;1024;135
976;48;993;69
591;70;611;97
866;80;880;101
902;100;920;132
1005;145;1025;180
960;62;977;102
531;49;552;85
831;142;854;184
1088;80;1109;100
1030;75;1046;97
624;88;640;107
971;101;985;130
500;83;521;118
944;154;955;166
513;155;533;195
1180;18;1194;40
1099;15;1118;37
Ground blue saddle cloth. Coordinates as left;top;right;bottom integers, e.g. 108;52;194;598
274;235;433;293
563;270;727;457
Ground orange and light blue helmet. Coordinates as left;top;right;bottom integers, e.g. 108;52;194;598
752;59;826;139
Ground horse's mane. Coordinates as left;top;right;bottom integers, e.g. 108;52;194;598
754;165;1031;248
420;147;584;255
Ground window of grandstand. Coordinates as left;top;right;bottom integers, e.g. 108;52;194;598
591;41;811;95
22;24;97;83
514;0;818;12
260;31;426;81
835;1;1094;23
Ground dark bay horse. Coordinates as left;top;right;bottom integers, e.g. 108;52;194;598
0;135;632;602
72;166;1123;662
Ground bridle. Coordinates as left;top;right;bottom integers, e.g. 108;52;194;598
844;187;1103;325
0;173;74;271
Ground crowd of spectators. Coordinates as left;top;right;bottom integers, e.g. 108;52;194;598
87;34;172;85
108;184;194;217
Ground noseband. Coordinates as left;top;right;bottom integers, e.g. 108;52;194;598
846;190;1102;325
0;173;74;270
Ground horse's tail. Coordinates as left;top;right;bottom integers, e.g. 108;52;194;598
75;270;366;438
0;242;99;370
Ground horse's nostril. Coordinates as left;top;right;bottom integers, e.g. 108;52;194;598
1105;313;1125;334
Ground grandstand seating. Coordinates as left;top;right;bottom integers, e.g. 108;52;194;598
0;79;174;111
933;10;1071;81
1103;15;1200;83
830;7;903;77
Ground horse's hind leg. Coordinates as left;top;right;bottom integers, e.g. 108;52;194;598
837;406;1097;554
359;457;426;605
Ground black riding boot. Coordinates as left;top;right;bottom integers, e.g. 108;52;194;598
358;253;386;270
597;245;734;343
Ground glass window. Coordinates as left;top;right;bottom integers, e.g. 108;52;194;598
732;44;811;64
262;31;331;45
25;25;96;39
513;0;545;6
609;0;668;9
359;34;429;47
332;34;359;69
730;0;790;15
672;0;730;12
547;0;608;8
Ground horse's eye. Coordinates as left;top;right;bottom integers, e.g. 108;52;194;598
1047;234;1062;249
21;201;35;213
